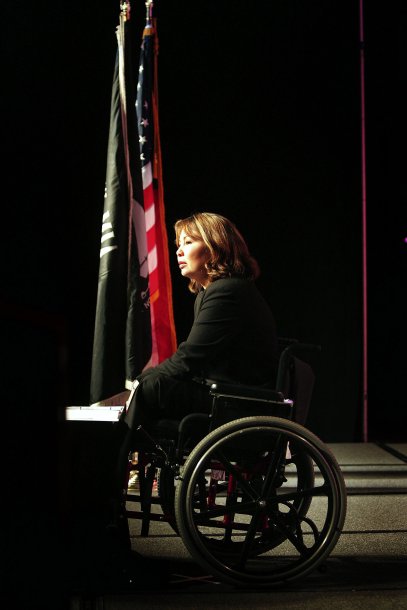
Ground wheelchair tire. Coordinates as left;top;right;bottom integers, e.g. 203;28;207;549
175;416;346;587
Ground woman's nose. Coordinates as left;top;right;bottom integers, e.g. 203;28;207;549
176;245;183;257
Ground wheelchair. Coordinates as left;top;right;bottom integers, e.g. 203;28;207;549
123;340;347;588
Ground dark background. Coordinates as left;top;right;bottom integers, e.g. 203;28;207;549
3;0;403;442
0;0;404;604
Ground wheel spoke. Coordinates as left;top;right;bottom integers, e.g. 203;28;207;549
259;435;286;496
234;510;263;569
272;513;318;556
193;500;257;522
275;483;329;503
213;449;259;501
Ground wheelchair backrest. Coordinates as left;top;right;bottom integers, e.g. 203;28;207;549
276;340;319;425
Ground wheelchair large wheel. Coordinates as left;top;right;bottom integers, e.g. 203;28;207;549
175;416;346;587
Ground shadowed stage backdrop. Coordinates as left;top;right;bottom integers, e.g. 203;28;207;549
2;0;404;444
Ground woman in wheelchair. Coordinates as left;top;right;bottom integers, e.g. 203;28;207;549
111;212;347;588
122;211;279;436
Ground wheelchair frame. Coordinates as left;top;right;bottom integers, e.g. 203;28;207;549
123;341;347;587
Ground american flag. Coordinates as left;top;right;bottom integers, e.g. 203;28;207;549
134;3;177;370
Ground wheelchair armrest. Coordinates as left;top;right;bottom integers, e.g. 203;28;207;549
207;380;284;403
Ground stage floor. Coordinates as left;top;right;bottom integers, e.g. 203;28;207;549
70;443;407;609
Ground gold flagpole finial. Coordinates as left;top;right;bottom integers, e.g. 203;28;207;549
145;0;153;26
120;1;131;21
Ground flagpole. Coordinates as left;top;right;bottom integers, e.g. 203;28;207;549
359;0;368;442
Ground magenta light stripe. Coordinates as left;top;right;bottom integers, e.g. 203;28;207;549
360;0;368;442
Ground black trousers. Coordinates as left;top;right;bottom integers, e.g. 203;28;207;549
124;369;212;432
115;370;212;496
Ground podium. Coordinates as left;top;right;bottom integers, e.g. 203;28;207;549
59;405;130;590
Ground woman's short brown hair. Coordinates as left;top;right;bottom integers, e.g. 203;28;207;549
174;212;260;293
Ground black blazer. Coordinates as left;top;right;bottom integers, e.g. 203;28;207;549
150;277;279;387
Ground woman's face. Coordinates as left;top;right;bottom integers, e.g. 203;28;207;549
176;229;210;287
